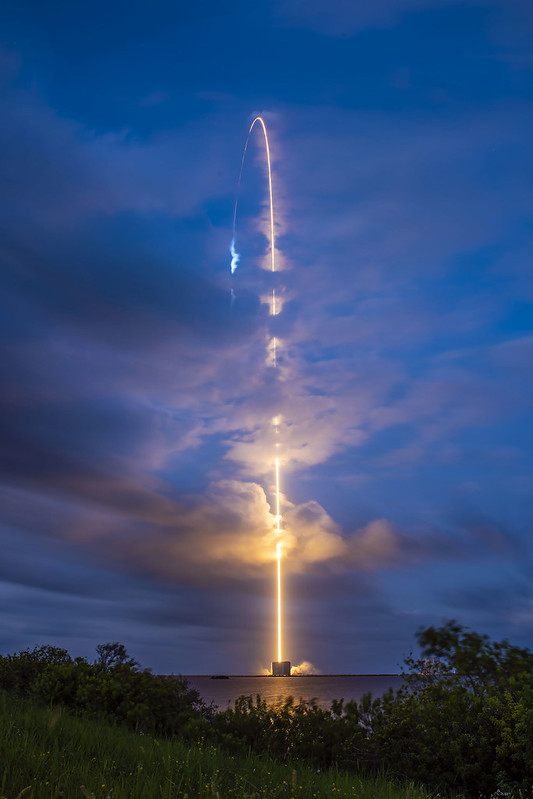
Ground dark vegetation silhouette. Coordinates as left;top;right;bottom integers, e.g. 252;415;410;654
0;641;209;738
1;624;532;798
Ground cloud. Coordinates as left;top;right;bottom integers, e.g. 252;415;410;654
77;479;406;583
0;468;405;588
0;54;239;233
491;335;533;372
348;519;400;566
138;90;169;107
3;54;531;511
1;43;532;676
281;104;533;288
290;660;321;675
274;0;485;36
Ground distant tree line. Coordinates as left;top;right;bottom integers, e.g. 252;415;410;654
2;623;533;798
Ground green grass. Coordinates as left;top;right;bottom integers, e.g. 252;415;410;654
1;692;445;799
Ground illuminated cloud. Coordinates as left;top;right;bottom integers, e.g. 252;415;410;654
68;480;405;583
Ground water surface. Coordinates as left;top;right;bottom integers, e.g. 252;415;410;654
186;674;404;710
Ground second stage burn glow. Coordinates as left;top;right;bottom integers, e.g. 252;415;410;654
232;116;288;672
230;238;239;274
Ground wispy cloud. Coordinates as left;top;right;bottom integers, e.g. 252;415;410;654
1;32;533;670
274;0;487;36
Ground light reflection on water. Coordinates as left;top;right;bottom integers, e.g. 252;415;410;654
185;674;404;710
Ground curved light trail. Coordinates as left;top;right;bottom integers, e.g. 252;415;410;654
231;116;284;667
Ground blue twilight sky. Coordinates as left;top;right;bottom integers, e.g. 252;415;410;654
1;0;532;675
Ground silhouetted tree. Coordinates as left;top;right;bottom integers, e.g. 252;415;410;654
95;642;139;672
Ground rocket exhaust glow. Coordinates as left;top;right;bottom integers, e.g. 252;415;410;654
230;238;239;274
231;116;287;671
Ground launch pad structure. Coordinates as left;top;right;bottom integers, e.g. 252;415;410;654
271;660;291;677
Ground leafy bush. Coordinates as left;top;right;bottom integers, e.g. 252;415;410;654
0;644;72;693
0;642;210;738
212;693;364;767
384;621;533;797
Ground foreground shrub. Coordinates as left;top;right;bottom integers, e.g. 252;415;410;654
212;693;366;768
0;690;441;799
0;642;209;738
210;623;533;798
382;621;533;797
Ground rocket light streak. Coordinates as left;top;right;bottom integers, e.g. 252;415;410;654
277;541;282;663
231;116;284;666
275;456;281;523
275;456;282;663
230;116;276;275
